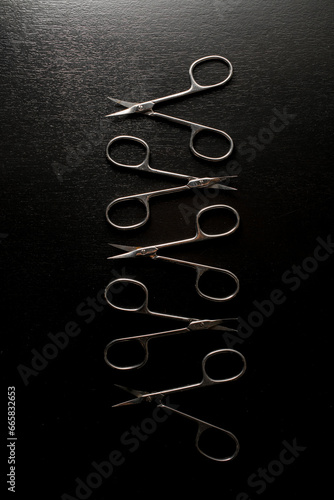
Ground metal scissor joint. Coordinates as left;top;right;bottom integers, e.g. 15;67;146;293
104;277;239;370
112;349;246;461
105;135;237;231
106;55;234;162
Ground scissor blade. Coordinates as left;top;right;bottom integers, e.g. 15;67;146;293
212;317;239;332
114;384;148;397
189;319;238;332
107;97;138;108
105;107;138;118
107;243;143;260
113;397;143;408
212;326;238;332
211;184;237;191
107;243;160;260
107;249;139;260
114;384;147;398
213;175;238;191
109;243;137;251
113;384;149;407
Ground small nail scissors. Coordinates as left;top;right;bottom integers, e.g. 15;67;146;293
113;348;246;461
106;135;237;230
108;203;240;258
104;277;238;370
106;55;234;162
107;204;240;302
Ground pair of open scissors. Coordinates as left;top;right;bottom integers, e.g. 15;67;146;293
113;348;246;461
106;135;237;230
104;277;238;370
107;204;240;301
106;55;234;162
108;203;240;259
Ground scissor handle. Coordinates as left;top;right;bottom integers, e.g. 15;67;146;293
195;421;240;462
106;194;150;230
106;135;152;171
188;55;233;92
195;204;240;242
104;336;149;370
196;422;240;462
106;134;192;179
104;278;150;314
195;266;239;302
201;349;246;386
189;123;234;162
158;402;239;462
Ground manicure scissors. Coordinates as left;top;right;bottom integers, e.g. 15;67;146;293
107;204;240;302
106;135;237;230
104;277;238;370
108;203;240;259
106;55;234;162
113;348;246;461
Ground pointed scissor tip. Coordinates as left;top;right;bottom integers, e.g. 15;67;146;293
111;243;137;251
112;401;131;408
104;111;125;118
112;397;142;407
114;383;128;390
213;184;238;191
107;97;138;107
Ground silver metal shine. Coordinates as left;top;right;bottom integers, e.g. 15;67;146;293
105;135;237;231
112;349;246;462
106;55;234;161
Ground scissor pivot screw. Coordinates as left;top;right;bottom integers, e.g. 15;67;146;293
137;105;144;111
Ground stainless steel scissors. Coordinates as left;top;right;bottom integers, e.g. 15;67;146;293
108;203;240;259
107;204;240;301
112;348;246;461
104;277;238;370
106;55;234;162
106;135;237;230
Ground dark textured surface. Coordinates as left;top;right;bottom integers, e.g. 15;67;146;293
1;1;334;498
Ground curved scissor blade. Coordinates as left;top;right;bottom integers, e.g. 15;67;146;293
105;107;138;118
213;175;238;191
212;325;238;332
106;98;155;117
114;384;148;398
107;243;140;260
113;384;148;407
189;319;238;332
107;97;138;107
211;184;237;191
105;97;139;117
109;243;138;251
113;397;142;407
107;243;159;260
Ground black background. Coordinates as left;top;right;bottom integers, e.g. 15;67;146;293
1;1;334;499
